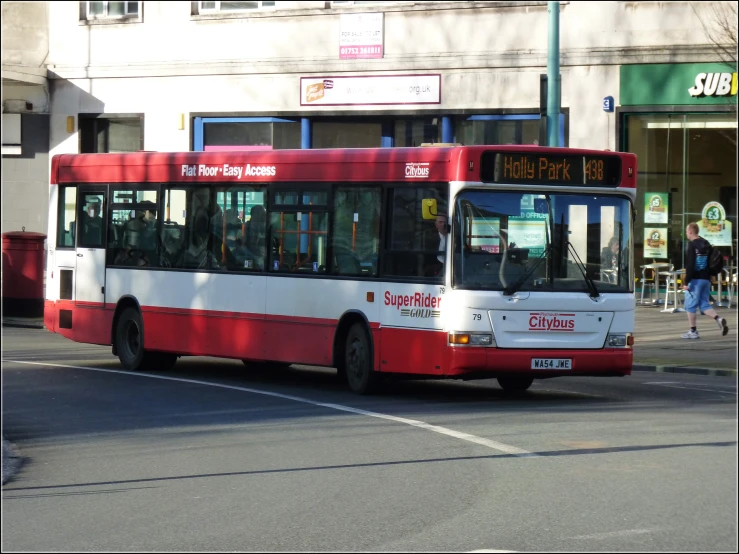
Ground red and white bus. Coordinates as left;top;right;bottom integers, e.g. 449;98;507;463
44;145;637;394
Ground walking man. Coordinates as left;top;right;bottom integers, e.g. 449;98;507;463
681;222;729;339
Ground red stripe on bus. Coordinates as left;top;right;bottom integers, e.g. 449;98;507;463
44;301;630;377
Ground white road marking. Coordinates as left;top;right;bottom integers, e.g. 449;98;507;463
468;550;517;553
644;382;737;395
3;359;538;458
571;528;659;540
532;387;603;398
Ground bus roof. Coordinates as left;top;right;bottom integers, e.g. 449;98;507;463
50;145;637;189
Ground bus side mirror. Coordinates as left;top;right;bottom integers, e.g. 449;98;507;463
422;199;438;220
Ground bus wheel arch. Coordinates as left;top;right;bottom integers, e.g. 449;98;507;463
111;298;176;371
332;311;377;392
111;296;143;356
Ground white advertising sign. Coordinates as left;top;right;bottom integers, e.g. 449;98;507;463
340;13;383;59
300;75;441;106
696;201;733;247
508;218;547;257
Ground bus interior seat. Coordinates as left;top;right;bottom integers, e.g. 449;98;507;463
334;250;361;275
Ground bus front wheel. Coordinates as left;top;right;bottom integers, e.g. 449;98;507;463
497;376;534;393
345;323;378;395
115;307;166;371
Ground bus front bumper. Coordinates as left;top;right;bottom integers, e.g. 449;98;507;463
446;347;632;378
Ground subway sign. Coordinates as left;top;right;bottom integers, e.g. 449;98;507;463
480;151;622;187
688;72;738;97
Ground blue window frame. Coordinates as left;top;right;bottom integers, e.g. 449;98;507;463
193;117;301;151
456;114;566;147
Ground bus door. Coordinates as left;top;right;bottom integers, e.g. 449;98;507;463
75;188;107;304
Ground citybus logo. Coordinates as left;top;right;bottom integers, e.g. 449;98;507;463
385;291;442;318
528;312;575;331
405;163;430;178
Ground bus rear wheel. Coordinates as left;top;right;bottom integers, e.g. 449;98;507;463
115;307;165;371
497;376;534;393
345;323;379;395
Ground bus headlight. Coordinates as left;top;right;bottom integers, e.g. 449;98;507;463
449;333;495;346
606;333;634;347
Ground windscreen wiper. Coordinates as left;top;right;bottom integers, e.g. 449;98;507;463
503;245;551;296
566;241;600;299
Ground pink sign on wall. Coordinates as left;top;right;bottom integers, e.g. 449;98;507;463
339;13;383;60
340;45;383;59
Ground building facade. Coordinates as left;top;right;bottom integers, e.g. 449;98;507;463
2;0;737;267
2;1;50;234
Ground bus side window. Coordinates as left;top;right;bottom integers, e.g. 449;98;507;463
268;188;328;274
56;186;77;249
381;186;446;280
332;187;381;277
212;187;268;272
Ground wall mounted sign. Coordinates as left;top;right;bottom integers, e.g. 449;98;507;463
339;13;384;59
644;192;669;225
688;72;737;97
603;96;615;112
300;74;441;106
620;63;738;106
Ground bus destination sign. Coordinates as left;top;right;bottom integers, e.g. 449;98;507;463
480;151;621;187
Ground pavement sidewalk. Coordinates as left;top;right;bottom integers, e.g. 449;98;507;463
2;305;737;377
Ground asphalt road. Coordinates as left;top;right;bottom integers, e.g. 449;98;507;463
2;327;737;552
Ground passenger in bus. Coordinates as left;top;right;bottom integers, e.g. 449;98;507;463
81;198;103;246
600;235;629;284
115;201;158;266
601;236;620;270
209;202;224;253
426;211;448;277
244;205;267;260
181;208;219;269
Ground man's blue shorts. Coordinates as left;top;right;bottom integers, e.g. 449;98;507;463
684;279;713;313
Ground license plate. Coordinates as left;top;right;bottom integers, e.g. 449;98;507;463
531;358;572;370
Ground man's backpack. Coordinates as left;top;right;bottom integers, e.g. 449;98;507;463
708;247;724;276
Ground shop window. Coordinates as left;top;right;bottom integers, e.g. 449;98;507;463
196;118;300;151
56;187;77;248
332;187;381;277
198;1;275;13
624;113;737;269
394;118;440;147
82;2;141;20
332;1;410;5
381;185;447;280
456;115;543;146
313;121;382;149
80;117;143;153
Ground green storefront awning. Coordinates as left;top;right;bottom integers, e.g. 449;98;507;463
620;63;737;106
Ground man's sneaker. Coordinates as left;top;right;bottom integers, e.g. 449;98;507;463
716;317;729;336
681;330;700;339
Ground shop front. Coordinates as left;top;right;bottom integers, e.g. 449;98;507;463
619;63;737;271
193;73;567;152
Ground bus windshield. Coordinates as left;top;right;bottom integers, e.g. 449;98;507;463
453;190;633;293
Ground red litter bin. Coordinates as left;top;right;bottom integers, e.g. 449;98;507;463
2;231;47;318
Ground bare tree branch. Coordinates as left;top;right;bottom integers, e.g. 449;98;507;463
691;1;738;67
